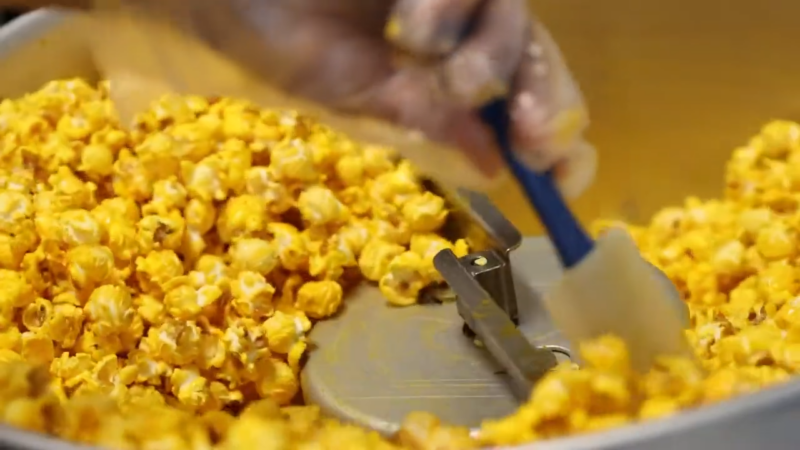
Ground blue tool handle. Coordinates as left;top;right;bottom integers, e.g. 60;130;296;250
478;98;593;268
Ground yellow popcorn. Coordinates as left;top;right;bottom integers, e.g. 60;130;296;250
369;217;412;245
58;209;102;247
216;194;268;242
308;238;353;281
113;149;153;202
298;185;350;226
397;412;476;450
253;358;299;406
20;298;52;333
0;269;35;309
136;211;186;253
263;311;306;354
78;143;115;178
268;223;309;271
20;331;55;367
229;238;279;275
755;223;796;260
135;249;184;294
401;192;448;233
84;285;134;331
164;282;223;321
409;234;469;281
295;280;344;319
143;177;189;216
169;368;210;409
230;271;276;319
181;154;230;203
49;167;98;210
335;154;366;187
45;303;85;349
269;138;319;183
184;198;216;234
66;244;116;289
0;79;472;449
0;190;33;229
379;252;430;307
105;221;139;262
369;160;421;206
359;239;406;282
243;158;285;196
92;197;141;229
193;254;231;287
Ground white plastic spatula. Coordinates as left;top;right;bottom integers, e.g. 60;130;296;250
477;99;690;372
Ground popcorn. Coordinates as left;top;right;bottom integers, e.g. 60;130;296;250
0;79;465;449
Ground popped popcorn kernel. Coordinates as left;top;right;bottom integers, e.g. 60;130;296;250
296;280;344;319
298;185;350;227
229;238;279;276
230;271;276;319
263;311;305;354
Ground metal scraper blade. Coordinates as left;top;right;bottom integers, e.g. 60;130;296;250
300;189;571;436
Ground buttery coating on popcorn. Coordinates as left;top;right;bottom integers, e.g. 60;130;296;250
0;79;470;449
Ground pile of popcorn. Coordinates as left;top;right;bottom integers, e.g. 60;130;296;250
0;79;470;449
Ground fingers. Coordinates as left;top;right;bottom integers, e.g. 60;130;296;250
509;21;588;167
437;0;528;107
506;21;594;197
386;0;529;107
385;1;594;195
169;0;395;108
386;0;483;56
361;68;505;177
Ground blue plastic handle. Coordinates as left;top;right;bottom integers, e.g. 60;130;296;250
478;98;593;268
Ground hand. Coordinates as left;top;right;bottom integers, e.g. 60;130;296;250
103;0;598;197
